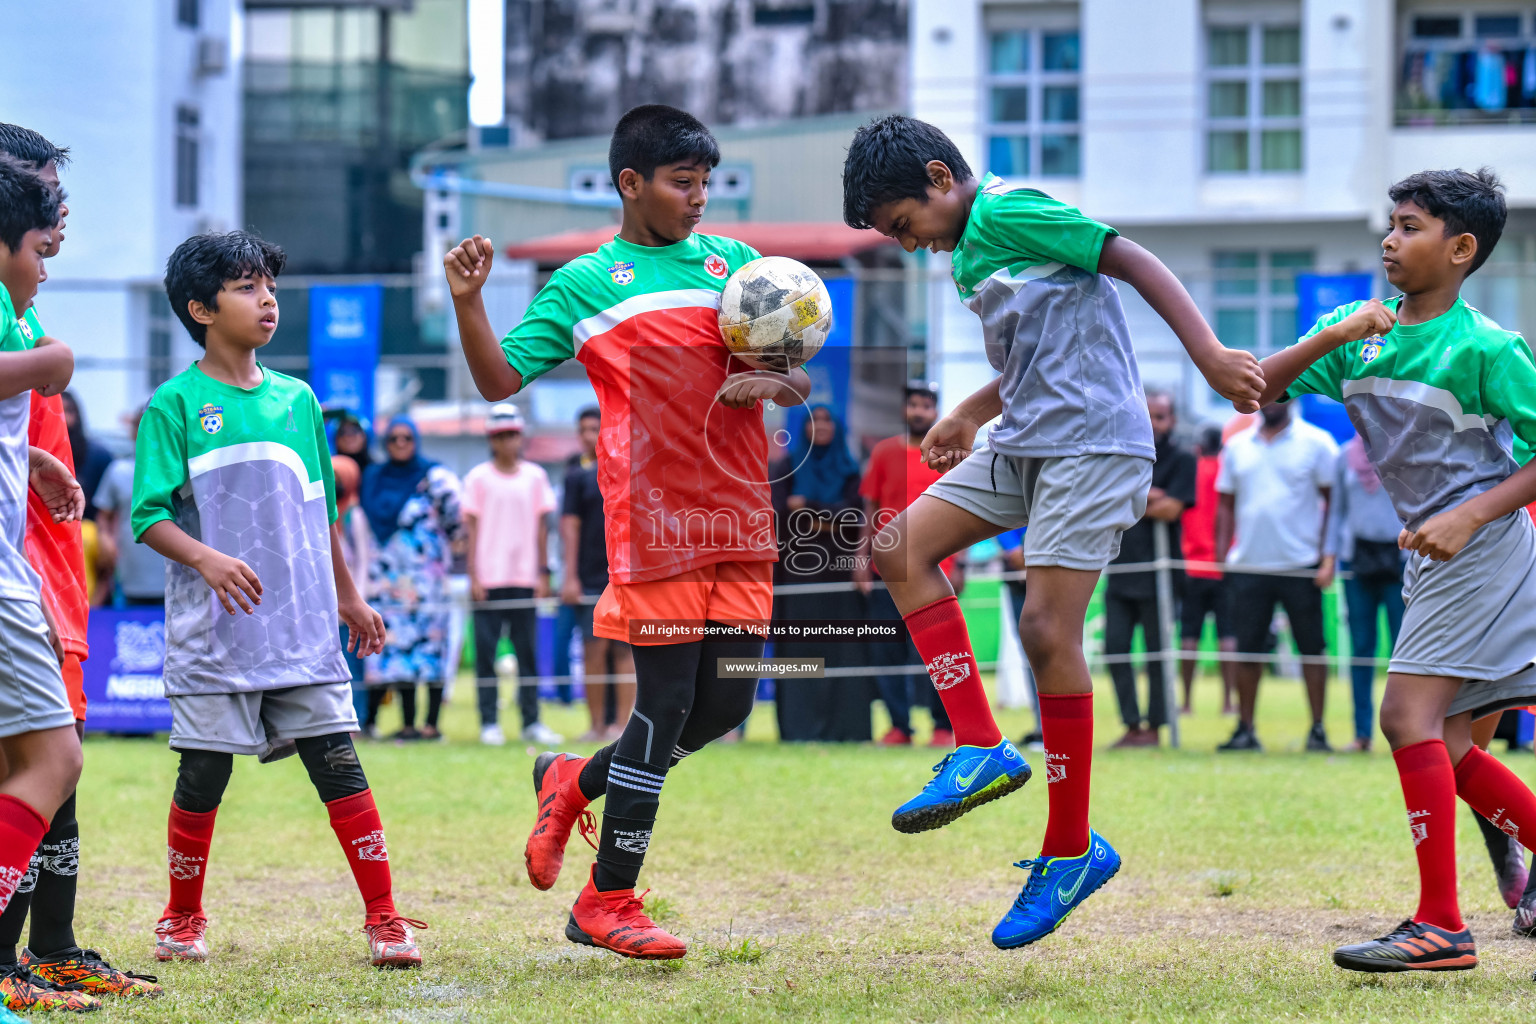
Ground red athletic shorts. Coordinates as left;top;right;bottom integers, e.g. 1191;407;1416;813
593;560;773;646
63;652;86;722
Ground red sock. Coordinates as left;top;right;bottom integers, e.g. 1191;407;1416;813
1038;693;1093;858
1394;740;1462;931
326;790;397;919
0;795;46;915
166;802;216;916
1455;745;1536;853
903;597;1002;748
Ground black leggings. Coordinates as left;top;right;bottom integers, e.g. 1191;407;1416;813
172;733;370;812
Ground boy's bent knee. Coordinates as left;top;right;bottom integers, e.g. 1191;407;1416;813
295;733;369;803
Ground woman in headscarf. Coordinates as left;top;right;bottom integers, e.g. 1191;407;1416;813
328;411;374;473
773;405;872;742
361;415;465;740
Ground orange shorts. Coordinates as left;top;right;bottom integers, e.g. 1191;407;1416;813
593;560;774;646
63;652;86;722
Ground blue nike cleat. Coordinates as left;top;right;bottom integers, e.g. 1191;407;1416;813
890;738;1032;834
992;830;1121;949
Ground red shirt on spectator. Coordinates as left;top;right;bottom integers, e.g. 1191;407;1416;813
26;392;89;658
861;435;958;578
1180;453;1223;580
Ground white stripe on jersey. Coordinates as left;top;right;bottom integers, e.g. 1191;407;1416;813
1341;376;1499;434
572;288;722;353
187;441;328;502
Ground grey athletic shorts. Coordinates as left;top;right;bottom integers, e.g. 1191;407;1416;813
0;598;77;739
169;680;358;759
924;449;1152;571
1389;510;1536;720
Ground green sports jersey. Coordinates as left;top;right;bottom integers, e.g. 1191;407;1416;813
947;174;1152;460
132;362;347;696
0;290;37;602
1286;296;1536;529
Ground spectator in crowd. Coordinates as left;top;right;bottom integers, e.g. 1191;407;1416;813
329;410;374;474
1179;425;1238;715
462;404;562;747
997;528;1042;749
858;381;960;747
562;406;633;742
1318;432;1405;753
362;415;465;741
92;405;166;606
332;454;374;729
774;405;870;742
61;390;111;521
1104;391;1196;748
1215;401;1338;752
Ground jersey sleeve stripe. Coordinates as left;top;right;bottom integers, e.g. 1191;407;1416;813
1341;376;1498;433
187;441;327;502
572;288;723;352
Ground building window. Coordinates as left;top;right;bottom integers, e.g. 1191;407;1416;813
983;25;1082;178
177;0;199;29
1205;19;1302;173
1211;250;1313;354
1399;8;1536;125
175;106;199;208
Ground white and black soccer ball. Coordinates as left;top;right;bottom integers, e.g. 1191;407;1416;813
717;256;831;373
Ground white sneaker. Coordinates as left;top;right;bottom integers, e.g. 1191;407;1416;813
521;722;563;747
480;724;506;746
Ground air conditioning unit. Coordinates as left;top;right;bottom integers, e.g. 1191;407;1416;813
196;36;227;76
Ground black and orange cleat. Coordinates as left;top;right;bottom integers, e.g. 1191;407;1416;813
20;948;162;999
526;752;595;891
1333;919;1477;973
0;961;103;1012
566;867;686;960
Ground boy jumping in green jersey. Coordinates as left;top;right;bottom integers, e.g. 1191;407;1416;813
133;231;422;970
1256;168;1536;973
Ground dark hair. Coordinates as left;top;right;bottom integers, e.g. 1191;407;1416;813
1145;388;1176;416
842;115;974;230
608;105;720;188
164;230;286;347
0;124;68;171
1198;424;1223;456
904;379;938;403
0;154;61;253
1388;167;1506;275
576;405;600;424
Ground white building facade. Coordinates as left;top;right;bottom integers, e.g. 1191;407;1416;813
0;1;242;437
913;0;1536;419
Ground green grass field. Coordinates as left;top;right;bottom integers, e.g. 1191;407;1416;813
61;673;1536;1022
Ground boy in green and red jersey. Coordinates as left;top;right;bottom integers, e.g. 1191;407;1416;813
1256;168;1536;973
445;105;810;960
0;123;164;1009
134;231;420;970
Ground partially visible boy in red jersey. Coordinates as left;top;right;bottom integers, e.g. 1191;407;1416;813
1177;424;1236;715
445;105;810;960
0;124;162;1007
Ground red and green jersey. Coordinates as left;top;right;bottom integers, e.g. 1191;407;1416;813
502;232;777;584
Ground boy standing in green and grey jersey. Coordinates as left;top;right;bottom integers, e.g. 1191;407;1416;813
133;231;425;971
1257;168;1536;974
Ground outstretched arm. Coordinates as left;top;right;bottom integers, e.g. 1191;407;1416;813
444;235;524;401
1251;300;1397;407
1097;235;1264;413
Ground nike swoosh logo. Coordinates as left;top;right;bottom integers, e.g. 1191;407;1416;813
1056;859;1091;905
954;758;986;791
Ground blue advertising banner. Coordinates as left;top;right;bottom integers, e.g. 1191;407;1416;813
81;608;171;734
1294;273;1376;444
309;284;383;422
786;276;855;440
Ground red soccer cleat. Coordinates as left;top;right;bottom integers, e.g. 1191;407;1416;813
364;914;427;969
879;727;912;747
154;910;208;962
525;752;595;891
929;728;955;749
565;867;686;960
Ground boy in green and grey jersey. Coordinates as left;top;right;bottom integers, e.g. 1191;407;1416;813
136;231;424;971
1259;168;1536;974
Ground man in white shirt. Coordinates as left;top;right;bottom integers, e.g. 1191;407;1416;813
1215;401;1338;753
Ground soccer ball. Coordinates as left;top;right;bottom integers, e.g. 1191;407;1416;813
717;256;831;373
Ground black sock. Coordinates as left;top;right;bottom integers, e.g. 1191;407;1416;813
27;791;78;959
578;744;615;802
426;686;444;729
593;755;666;892
1475;807;1519;870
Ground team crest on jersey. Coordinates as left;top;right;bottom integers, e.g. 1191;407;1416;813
198;403;224;434
16;318;32;341
1360;337;1384;364
608;261;635;286
704;254;729;279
